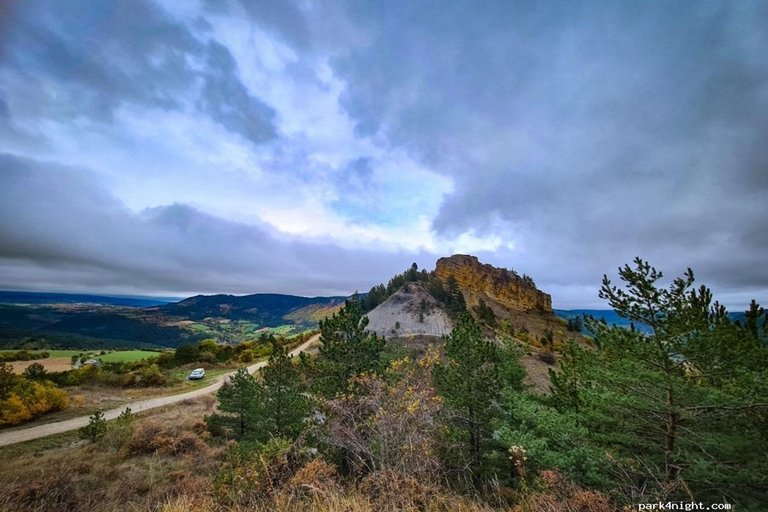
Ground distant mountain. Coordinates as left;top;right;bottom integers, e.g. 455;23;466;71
554;309;753;335
0;292;347;350
0;290;177;307
156;293;346;324
554;309;649;334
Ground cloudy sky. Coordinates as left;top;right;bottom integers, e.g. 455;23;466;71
0;0;766;309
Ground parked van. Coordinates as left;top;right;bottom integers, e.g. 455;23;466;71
188;368;205;380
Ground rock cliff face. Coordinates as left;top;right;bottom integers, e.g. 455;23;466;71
434;254;552;312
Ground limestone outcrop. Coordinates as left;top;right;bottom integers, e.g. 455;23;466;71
434;254;552;312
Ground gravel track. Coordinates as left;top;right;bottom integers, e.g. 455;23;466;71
0;335;320;447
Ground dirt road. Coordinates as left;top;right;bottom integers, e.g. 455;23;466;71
0;334;320;447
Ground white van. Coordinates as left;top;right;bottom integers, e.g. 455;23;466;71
188;368;206;380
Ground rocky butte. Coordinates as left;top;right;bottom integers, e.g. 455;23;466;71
435;254;552;312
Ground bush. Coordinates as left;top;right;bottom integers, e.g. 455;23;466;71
127;420;207;456
358;469;441;510
103;409;135;453
537;351;557;365
134;364;167;387
284;458;340;500
0;350;49;362
214;437;297;506
22;362;48;380
0;378;69;426
238;349;255;364
79;411;107;442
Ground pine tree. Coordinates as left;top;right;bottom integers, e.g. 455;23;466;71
209;368;262;439
259;338;311;439
445;275;467;317
550;258;768;506
316;297;385;396
434;314;502;476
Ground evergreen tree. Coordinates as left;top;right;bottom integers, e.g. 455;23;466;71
445;275;467;317
566;316;584;333
473;298;497;327
434;314;502;476
259;338;311;439
209;368;262;439
79;411;107;442
316;297;385;396
550;258;768;507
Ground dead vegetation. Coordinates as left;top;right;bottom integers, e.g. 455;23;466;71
0;395;220;512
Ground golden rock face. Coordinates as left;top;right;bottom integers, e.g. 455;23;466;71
434;254;552;312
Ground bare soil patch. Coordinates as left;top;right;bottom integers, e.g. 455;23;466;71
8;357;72;375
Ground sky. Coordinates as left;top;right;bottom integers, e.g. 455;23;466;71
0;0;766;309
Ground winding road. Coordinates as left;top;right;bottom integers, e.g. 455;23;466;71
0;334;320;447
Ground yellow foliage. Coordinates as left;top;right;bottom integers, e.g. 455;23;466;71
0;394;32;425
0;379;69;426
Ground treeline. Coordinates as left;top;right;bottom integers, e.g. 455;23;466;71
0;329;160;351
361;262;468;318
0;350;49;362
168;330;317;367
202;260;768;511
51;312;206;348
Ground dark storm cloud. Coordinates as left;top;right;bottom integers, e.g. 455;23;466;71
0;154;424;296
0;0;275;144
328;0;768;296
199;42;277;144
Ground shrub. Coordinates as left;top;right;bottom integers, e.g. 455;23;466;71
103;409;135;454
284;458;340;500
0;394;32;425
79;411;107;442
128;421;165;454
21;362;48;380
537;351;557;365
214;437;297;506
135;364;167;387
322;348;443;478
358;469;441;510
127;420;207;456
0;378;69;426
238;349;255;364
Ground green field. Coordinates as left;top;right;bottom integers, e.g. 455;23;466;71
97;350;160;362
1;349;160;362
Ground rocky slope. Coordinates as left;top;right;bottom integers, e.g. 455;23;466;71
435;254;551;311
433;255;580;348
365;283;452;338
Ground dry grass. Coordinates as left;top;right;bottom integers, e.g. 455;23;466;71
0;396;220;512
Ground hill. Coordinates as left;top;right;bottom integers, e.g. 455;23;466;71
365;282;453;337
155;293;345;324
554;309;757;335
434;254;579;345
0;291;177;307
0;293;345;350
